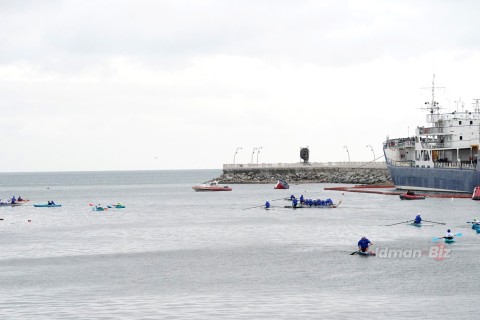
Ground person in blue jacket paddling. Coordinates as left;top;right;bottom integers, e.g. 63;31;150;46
414;214;422;224
292;198;298;208
358;236;373;253
265;201;270;209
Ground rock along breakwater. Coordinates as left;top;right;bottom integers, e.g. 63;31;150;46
215;162;392;185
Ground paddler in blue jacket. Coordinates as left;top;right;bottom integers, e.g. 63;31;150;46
299;195;304;204
358;236;373;253
414;214;422;224
292;198;298;208
265;201;270;209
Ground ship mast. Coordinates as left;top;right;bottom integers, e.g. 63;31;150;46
429;74;439;114
473;98;480;113
422;74;444;119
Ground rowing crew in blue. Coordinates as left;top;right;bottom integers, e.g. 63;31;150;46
290;195;333;207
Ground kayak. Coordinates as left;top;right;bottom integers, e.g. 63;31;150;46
0;200;30;207
357;251;376;256
34;204;62;207
0;203;23;207
399;194;426;200
409;222;433;227
444;237;455;243
93;207;107;211
107;205;125;209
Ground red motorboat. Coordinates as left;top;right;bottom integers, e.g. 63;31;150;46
472;186;480;200
399;193;426;200
274;179;289;190
192;181;232;192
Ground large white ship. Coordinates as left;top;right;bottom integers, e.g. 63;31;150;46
383;76;480;193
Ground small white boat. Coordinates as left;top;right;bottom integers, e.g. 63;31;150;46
192;181;232;192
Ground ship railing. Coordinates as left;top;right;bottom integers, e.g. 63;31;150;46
385;139;415;148
421;142;445;149
428;112;480;123
421;141;475;149
387;159;477;169
418;127;444;135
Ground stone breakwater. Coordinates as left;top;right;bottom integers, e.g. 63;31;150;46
214;166;392;185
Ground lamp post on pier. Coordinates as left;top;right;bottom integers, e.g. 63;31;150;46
233;147;242;165
251;147;257;164
256;147;263;164
366;145;375;161
343;145;350;162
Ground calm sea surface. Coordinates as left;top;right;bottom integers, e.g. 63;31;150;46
1;170;479;319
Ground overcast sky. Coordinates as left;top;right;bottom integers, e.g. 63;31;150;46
1;0;480;172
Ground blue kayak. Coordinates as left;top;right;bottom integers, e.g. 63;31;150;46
444;237;455;243
34;204;62;207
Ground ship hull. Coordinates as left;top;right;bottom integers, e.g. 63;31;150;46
387;164;480;193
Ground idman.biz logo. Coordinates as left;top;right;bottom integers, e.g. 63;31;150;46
373;243;451;261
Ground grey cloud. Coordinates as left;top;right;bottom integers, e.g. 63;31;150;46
1;0;480;71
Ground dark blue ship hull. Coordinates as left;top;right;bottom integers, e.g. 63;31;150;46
387;164;480;193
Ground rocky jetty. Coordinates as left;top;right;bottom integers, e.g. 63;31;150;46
214;167;392;185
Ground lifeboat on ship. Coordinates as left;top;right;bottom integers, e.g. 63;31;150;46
274;179;289;190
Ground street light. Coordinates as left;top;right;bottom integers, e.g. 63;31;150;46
366;145;375;161
251;147;257;164
343;145;350;162
233;147;242;165
256;147;263;164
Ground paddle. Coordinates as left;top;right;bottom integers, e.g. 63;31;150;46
270;197;288;202
385;220;413;227
332;200;343;208
423;219;446;225
242;198;286;210
243;204;269;210
432;233;463;242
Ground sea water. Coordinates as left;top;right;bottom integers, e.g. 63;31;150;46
0;170;479;319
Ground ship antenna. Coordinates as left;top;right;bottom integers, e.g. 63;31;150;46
422;74;444;115
473;99;480;113
430;74;438;114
